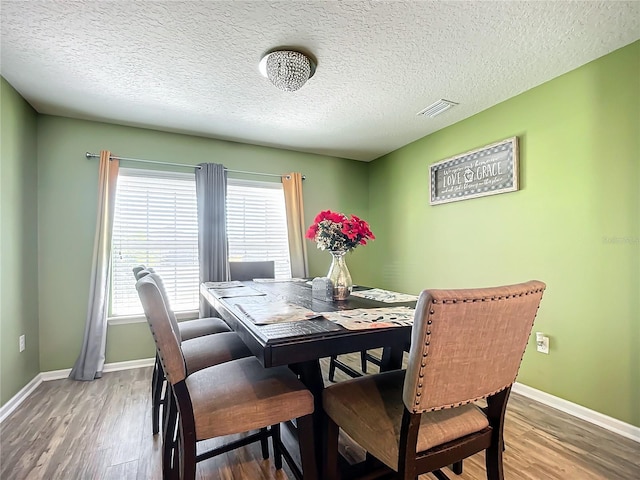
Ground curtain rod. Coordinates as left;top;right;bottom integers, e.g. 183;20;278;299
85;152;305;179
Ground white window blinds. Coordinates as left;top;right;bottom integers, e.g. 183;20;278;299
227;179;292;279
110;171;292;317
111;168;199;316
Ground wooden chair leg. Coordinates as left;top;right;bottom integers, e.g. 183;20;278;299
271;423;283;469
160;378;169;436
360;350;368;373
163;388;176;450
162;432;173;478
485;442;504;480
260;427;270;460
162;388;178;478
485;387;509;480
152;354;163;435
179;422;197;480
328;356;337;382
151;353;159;396
323;415;339;480
166;431;180;480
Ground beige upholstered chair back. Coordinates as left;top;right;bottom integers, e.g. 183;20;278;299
136;275;187;384
134;269;184;343
403;280;545;413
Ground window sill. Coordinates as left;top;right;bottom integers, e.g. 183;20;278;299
108;310;200;326
108;315;147;325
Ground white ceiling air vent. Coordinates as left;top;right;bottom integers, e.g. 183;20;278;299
417;99;459;118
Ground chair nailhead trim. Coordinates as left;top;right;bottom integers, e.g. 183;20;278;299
433;286;544;304
414;305;434;410
423;385;512;412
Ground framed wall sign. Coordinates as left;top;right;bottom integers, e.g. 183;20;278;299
429;137;519;205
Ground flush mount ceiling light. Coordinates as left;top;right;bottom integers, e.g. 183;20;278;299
259;49;316;92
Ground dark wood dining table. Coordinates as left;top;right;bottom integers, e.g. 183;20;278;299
199;280;416;475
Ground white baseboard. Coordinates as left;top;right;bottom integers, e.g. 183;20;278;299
0;374;42;424
39;368;70;381
40;357;155;381
0;357;155;423
513;382;640;443
103;357;155;372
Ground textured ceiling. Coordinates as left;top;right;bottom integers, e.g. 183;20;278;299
1;1;638;161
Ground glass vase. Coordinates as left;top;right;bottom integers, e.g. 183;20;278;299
327;250;353;300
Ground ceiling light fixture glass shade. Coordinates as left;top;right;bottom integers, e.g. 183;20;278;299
259;50;316;92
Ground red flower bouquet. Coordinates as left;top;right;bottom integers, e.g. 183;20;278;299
305;210;375;252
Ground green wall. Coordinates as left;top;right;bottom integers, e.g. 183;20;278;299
0;78;40;405
36;116;370;371
368;41;640;426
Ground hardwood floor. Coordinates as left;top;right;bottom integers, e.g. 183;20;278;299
1;354;638;479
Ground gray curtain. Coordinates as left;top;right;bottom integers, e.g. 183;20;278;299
195;163;229;317
70;151;119;380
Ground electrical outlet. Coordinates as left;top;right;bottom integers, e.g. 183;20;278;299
536;334;549;354
19;335;26;352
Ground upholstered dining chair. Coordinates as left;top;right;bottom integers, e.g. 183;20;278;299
323;281;546;480
137;270;283;472
133;267;248;435
229;260;275;281
136;274;318;480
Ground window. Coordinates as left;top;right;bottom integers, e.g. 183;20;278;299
110;170;292;317
111;168;199;316
227;179;292;279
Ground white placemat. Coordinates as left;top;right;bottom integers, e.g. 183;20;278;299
204;281;243;289
320;306;415;330
252;278;307;283
235;301;321;324
350;288;418;303
207;284;266;298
